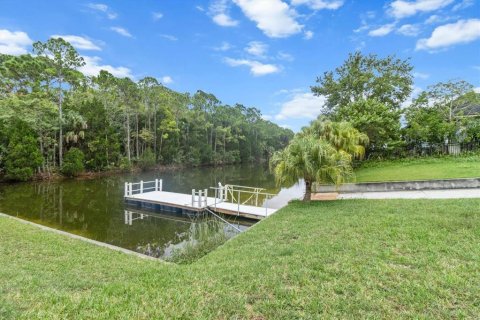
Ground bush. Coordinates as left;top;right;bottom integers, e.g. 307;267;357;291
138;148;156;170
4;122;43;181
61;148;85;177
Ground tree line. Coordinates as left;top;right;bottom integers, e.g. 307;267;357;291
0;38;293;181
311;51;480;158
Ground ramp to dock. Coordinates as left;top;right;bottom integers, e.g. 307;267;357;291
124;180;278;220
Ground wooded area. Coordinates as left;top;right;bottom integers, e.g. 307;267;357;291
0;38;293;181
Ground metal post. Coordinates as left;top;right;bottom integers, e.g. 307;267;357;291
129;183;132;196
237;189;240;215
265;196;268;217
140;180;144;194
224;185;228;201
124;211;128;224
218;182;223;200
124;182;128;197
160;179;163;191
204;188;208;206
192;189;195;207
155;179;158;191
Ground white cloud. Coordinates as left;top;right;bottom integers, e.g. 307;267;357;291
304;30;314;39
51;35;101;51
233;0;303;38
152;12;163;20
214;41;232;51
474;87;480;93
87;3;117;19
290;0;344;10
453;0;474;11
416;19;480;51
413;71;430;79
275;92;325;120
245;41;268;57
0;29;32;55
397;24;421;36
159;34;178;41
161;76;173;84
389;0;454;19
110;27;133;38
368;23;396;37
210;0;239;27
277;51;294;61
425;14;452;24
224;57;281;76
213;13;240;26
80;56;133;78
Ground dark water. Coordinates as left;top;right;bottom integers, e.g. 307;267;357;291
0;164;303;259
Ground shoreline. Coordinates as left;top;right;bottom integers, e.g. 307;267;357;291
0;161;266;184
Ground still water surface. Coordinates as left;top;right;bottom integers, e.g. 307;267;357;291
0;165;303;259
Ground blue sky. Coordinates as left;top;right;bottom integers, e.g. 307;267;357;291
0;0;479;131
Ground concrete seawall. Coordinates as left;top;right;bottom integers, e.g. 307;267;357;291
314;178;480;193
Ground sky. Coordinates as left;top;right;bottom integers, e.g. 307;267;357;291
0;0;479;131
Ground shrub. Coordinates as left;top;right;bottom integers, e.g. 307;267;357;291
4;123;43;181
138;148;156;170
61;148;85;177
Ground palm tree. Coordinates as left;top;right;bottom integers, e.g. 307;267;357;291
302;120;369;159
270;134;353;201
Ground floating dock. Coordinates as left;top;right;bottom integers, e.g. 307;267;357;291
124;180;278;220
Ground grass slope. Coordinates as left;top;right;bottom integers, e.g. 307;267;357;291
1;199;479;319
355;156;480;182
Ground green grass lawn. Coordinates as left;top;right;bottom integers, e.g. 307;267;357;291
1;199;479;319
354;156;480;182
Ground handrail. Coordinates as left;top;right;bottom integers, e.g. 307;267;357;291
209;186;275;197
222;184;266;190
125;179;163;197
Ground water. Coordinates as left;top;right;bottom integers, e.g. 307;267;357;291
0;164;304;260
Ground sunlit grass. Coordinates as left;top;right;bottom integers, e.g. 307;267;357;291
354;156;480;182
1;199;479;319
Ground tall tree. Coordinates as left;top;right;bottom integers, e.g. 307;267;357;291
311;52;412;152
32;38;85;166
312;52;414;112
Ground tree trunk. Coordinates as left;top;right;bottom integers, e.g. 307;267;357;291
126;111;131;163
58;79;63;166
153;104;157;160
135;112;139;159
303;179;312;202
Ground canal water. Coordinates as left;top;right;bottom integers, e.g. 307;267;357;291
0;165;304;260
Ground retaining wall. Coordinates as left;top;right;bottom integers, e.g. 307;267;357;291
314;178;480;193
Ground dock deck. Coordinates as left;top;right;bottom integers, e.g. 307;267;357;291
124;180;278;220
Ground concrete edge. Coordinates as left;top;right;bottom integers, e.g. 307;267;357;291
315;177;480;193
324;176;480;186
0;212;164;263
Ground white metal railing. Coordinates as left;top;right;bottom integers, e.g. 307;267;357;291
191;188;209;207
124;179;163;197
210;183;275;216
